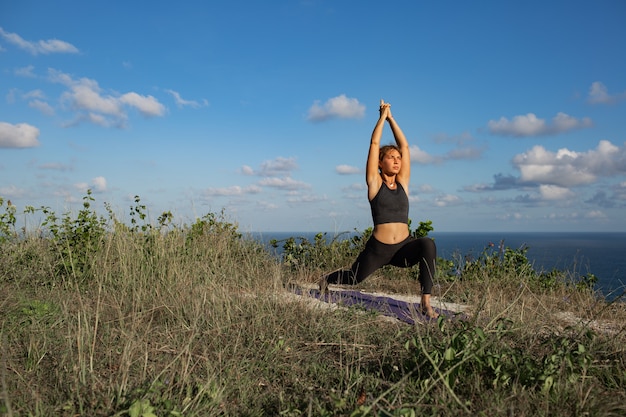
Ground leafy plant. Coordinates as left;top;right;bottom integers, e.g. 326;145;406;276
409;219;433;238
40;189;108;284
270;230;364;271
405;317;593;398
0;197;17;243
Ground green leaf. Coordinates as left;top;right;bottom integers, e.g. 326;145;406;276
444;347;456;361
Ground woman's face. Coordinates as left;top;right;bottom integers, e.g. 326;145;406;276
379;149;401;175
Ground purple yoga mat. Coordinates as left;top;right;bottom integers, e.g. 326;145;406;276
291;286;463;325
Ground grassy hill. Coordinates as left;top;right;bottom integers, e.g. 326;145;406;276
1;194;625;416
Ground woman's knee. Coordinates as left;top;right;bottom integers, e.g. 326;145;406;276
416;237;437;259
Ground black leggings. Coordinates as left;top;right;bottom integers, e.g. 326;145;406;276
325;235;437;294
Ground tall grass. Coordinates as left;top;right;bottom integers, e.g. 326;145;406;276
0;194;625;416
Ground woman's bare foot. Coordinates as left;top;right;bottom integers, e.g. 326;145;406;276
420;294;439;319
421;306;440;319
318;276;329;294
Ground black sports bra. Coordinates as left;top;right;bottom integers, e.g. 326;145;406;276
369;183;409;225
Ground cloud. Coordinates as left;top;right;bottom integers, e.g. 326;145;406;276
14;65;36;77
588;81;626;105
615;181;626;201
0;122;40;148
241;165;255;176
307;94;365;122
538;185;575;201
49;69;166;126
418;184;435;193
8;88;55;116
258;177;310;191
434;194;462;207
256;200;279;210
586;182;626;208
286;193;327;205
73;177;107;194
409;145;441;164
119;92;166;117
464;174;520;192
444;145;485;160
584;210;608;220
411;145;484;164
23;89;46;100
39;162;73;171
203;185;262;197
512;140;626;187
0;185;26;198
166;89;209;108
335;164;360;175
0;27;79;55
345;183;366;191
29;99;55;116
243;157;298;176
585;190;616;208
487;112;592;137
92;176;107;192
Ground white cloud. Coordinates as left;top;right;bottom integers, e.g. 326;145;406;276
495;212;527;221
588;81;626;105
49;69;166;126
418;184;435;193
23;89;45;99
307;94;365;122
203;185;262;197
0;122;40;148
166;89;209;108
119;92;166;117
487;112;592;137
258;177;310;191
14;65;36;77
409;145;440;164
241;165;255;176
72;177;107;194
512;140;626;187
335;164;360;175
538;185;575;201
343;183;366;192
92;176;107;192
585;210;607;219
0;185;26;198
254;157;298;176
256;200;279;210
434;194;462;207
29;99;55;116
286;193;326;204
0;27;79;55
74;182;89;193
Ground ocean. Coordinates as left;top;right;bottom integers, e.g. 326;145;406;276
253;231;626;299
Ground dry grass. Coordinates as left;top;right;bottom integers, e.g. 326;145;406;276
1;222;625;416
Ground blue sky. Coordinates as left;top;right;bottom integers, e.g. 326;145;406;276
1;0;625;233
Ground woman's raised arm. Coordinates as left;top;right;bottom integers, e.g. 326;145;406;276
366;101;390;192
386;107;410;187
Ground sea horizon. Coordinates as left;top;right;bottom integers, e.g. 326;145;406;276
250;231;626;300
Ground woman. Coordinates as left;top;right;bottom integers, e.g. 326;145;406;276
320;100;439;318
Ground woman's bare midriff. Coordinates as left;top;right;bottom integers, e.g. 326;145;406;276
373;222;409;244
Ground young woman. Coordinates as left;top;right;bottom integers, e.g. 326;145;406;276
320;100;439;318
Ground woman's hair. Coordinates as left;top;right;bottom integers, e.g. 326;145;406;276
379;144;401;161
